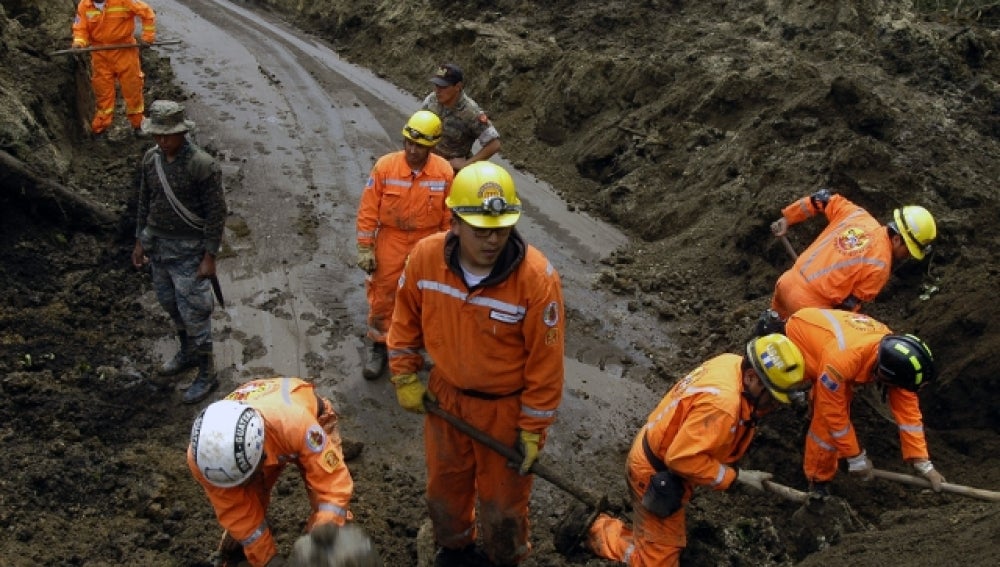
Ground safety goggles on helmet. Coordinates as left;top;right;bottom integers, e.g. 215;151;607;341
403;125;441;145
746;334;809;404
876;334;936;392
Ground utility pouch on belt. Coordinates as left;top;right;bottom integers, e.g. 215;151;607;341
640;433;684;518
642;470;684;518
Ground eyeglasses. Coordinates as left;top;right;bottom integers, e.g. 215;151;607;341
403;126;440;143
468;225;512;239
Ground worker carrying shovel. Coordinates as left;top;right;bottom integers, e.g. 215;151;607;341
756;307;946;497
70;0;156;139
386;161;565;566
557;334;810;566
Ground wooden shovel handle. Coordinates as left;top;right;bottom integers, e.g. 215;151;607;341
873;469;1000;502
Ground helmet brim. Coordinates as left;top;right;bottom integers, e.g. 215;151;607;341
455;212;521;228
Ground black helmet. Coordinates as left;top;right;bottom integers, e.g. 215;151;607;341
876;334;936;392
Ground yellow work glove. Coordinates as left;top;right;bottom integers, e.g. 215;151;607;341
516;430;542;475
356;244;376;273
390;373;428;414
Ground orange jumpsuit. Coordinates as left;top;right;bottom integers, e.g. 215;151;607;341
784;308;930;483
588;354;754;566
72;0;156;134
387;230;565;565
187;378;354;567
771;193;893;319
356;150;453;344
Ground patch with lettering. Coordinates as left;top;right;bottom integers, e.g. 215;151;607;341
834;227;870;254
490;310;523;324
305;424;326;453
820;373;840;392
542;301;560;327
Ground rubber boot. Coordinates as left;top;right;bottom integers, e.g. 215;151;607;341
433;544;490;567
159;330;197;376
183;350;218;404
362;341;387;380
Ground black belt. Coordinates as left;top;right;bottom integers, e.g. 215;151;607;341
459;387;523;400
642;433;669;473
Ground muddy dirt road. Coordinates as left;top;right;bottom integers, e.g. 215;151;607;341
156;0;664;550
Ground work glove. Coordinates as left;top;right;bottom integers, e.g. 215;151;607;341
356;244;376;273
516;430;542;475
735;469;773;492
390;373;429;413
847;449;874;482
770;218;789;236
913;460;946;492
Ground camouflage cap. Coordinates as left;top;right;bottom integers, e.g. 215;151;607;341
141;100;195;135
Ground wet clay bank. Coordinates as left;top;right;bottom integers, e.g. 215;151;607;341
2;0;1000;566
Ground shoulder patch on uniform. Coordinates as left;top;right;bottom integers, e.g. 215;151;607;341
834;227;870;255
322;449;342;472
543;301;560;327
226;379;279;402
305;424;327;453
545;327;560;346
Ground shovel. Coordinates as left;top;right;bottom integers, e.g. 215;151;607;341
423;398;608;511
873;468;1000;502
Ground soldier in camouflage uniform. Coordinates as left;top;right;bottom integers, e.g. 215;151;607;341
421;63;501;171
131;100;227;404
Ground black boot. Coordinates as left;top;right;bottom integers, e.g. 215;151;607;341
159;330;197;376
362;341;387;380
554;501;596;556
183;350;218;404
434;544;490;567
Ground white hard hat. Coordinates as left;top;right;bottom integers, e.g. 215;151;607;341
190;400;265;487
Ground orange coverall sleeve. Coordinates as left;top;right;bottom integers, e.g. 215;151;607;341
287;418;355;529
133;1;157;43
517;249;565;434
812;365;862;458
356;158;387;247
887;387;930;460
663;401;740;490
782;193;855;227
187;448;277;566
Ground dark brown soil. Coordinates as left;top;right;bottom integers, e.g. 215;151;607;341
2;1;1000;566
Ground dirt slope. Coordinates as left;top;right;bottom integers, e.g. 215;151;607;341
2;0;999;566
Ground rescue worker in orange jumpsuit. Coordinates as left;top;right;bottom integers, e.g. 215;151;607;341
574;334;808;566
779;307;946;495
387;162;565;566
71;0;156;138
355;110;454;380
768;188;937;320
187;377;354;567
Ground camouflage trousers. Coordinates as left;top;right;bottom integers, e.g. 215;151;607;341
148;237;214;351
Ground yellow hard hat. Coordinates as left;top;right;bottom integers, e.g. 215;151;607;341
746;334;808;404
402;110;442;147
892;206;936;260
446;162;522;228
